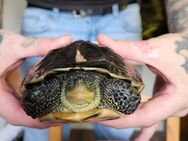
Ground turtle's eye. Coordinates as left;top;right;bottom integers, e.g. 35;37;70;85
100;78;141;114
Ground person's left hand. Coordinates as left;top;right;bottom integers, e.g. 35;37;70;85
96;33;188;141
0;30;72;128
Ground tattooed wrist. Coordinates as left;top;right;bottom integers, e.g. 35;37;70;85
166;0;188;33
175;34;188;73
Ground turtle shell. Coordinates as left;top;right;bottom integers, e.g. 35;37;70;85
20;40;144;122
21;40;143;90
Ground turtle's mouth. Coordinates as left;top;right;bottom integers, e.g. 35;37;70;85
39;108;122;123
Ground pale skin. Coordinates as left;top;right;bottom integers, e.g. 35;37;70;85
0;30;72;128
97;0;188;140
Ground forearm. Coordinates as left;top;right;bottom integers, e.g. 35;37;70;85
166;0;188;33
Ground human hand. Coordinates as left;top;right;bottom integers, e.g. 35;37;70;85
0;30;72;128
97;33;188;141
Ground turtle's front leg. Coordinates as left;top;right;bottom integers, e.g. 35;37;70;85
22;76;62;118
100;78;141;114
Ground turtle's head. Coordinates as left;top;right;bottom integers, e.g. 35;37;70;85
61;70;101;113
65;80;95;105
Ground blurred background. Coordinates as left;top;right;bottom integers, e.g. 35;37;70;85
0;0;187;141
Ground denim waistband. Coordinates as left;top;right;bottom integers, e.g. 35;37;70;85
27;0;137;17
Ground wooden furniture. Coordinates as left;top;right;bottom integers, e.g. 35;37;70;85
166;117;180;141
49;126;62;141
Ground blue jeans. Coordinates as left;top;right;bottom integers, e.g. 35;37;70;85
21;3;142;141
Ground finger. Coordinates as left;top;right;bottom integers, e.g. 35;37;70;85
19;35;72;58
134;123;160;141
97;34;185;84
2;59;24;78
99;86;181;128
97;34;157;65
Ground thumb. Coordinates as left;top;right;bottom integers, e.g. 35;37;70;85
97;34;157;66
20;35;72;58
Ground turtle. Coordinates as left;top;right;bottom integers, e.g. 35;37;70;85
20;40;144;123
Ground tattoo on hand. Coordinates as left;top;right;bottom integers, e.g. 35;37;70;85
166;0;179;7
175;36;188;73
21;37;36;48
169;4;188;32
167;0;188;32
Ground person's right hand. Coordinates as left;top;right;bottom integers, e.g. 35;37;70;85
97;33;188;141
0;30;72;128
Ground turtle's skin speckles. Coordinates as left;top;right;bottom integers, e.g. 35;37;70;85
99;78;141;114
20;40;144;122
23;76;62;118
